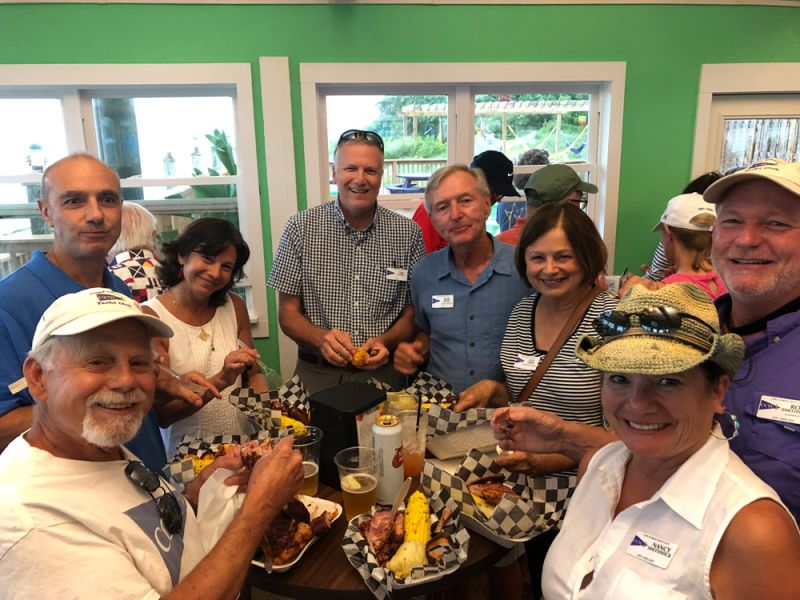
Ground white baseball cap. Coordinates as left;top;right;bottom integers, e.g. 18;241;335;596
652;192;716;232
31;288;173;352
703;159;800;204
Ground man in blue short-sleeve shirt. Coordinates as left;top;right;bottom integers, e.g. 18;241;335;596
394;164;530;394
0;154;166;470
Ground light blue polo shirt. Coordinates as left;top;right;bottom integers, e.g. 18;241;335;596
410;236;531;394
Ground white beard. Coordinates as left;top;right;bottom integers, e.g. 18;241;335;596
82;389;147;448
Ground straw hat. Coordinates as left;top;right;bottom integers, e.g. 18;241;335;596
576;283;744;377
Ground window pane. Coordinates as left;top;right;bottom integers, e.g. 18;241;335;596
326;94;448;195
473;93;590;165
720;118;800;172
92;96;238;201
0;99;68;178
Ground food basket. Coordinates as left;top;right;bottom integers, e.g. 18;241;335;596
342;490;469;599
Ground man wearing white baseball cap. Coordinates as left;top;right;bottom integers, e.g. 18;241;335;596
0;287;304;598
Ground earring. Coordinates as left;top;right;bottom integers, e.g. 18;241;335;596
711;409;740;441
177;267;184;281
602;415;610;431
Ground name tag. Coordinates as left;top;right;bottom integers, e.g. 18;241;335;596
626;532;678;569
432;295;454;309
757;395;800;426
385;267;408;281
513;354;541;371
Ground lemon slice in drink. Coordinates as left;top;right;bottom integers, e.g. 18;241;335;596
341;474;362;491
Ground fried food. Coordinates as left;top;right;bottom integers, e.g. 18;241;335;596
468;475;520;518
260;498;335;566
351;347;370;367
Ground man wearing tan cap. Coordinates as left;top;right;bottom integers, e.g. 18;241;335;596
0;288;303;597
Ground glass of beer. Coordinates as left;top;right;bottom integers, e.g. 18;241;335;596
397;410;427;481
281;426;322;496
334;446;378;521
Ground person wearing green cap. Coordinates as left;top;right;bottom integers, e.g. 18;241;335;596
497;164;597;246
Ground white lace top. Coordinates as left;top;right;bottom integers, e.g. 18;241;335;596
144;295;251;458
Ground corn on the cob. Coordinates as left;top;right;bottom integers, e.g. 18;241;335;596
280;415;307;436
403;491;431;545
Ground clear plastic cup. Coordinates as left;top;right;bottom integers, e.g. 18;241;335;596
334;446;378;521
396;410;427;480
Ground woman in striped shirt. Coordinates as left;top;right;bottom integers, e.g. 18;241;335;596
457;201;617;595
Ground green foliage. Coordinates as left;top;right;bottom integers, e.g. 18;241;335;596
166;128;237;200
384;136;447;159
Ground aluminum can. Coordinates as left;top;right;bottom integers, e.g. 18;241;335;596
372;414;403;504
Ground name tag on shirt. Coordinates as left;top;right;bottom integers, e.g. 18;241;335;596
385;267;409;281
513;354;541;371
626;532;678;569
432;295;454;309
757;395;800;426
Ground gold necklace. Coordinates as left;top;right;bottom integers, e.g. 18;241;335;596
165;289;215;350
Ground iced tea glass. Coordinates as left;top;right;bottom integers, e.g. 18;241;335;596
397;410;427;481
334;446;378;521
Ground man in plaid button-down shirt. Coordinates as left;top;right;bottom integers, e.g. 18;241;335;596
269;130;425;393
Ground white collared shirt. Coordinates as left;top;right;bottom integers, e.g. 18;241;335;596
542;435;789;599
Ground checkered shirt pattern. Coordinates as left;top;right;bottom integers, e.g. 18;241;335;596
108;249;165;304
341;490;469;598
268;200;425;353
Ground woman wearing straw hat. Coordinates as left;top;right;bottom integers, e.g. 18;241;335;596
493;283;800;599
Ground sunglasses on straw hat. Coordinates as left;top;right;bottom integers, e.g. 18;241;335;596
593;306;716;351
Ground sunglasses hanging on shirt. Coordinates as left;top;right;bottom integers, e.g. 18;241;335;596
125;460;183;535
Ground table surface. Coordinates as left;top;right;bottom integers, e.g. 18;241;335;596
246;483;508;599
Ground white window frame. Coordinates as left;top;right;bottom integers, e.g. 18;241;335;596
691;63;800;176
299;61;626;269
0;63;269;338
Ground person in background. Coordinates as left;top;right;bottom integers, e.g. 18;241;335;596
498;163;597;247
0;288;304;598
621;193;727;300
143;217;264;459
269;129;425;394
108;202;165;303
494;283;800;599
413;150;520;254
639;170;724;284
496;147;550;238
459;201;617;598
394;164;530;394
0;154;166;470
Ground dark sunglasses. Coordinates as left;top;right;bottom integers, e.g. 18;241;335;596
125;461;183;535
570;192;589;210
336;129;384;152
594;307;716;347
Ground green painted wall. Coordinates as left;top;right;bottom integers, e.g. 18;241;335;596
2;3;800;368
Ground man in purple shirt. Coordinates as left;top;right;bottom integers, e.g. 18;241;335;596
702;159;800;523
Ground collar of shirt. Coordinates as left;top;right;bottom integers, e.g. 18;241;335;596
597;435;728;530
333;198;378;237
716;293;800;353
432;234;512;284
